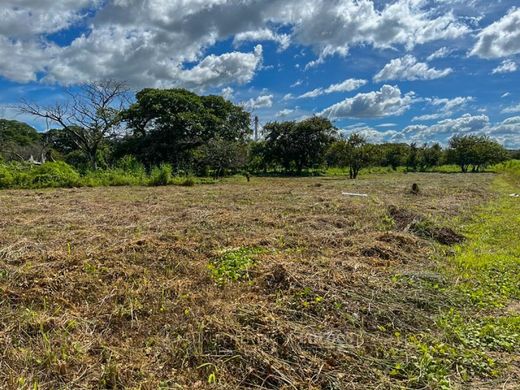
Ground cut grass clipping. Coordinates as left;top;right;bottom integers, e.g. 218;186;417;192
208;247;263;286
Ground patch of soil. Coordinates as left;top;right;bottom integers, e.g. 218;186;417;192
387;206;464;245
263;264;291;292
387;205;421;230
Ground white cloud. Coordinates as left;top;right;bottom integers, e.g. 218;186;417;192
320;85;414;119
342;126;398;144
412;113;447;121
0;0;471;86
413;96;474;121
486;116;520;148
502;103;520;114
221;87;234;100
234;29;290;51
401;114;520;148
242;94;274;110
402;113;490;143
299;88;323;99
299;78;366;98
429;96;474;112
426;47;452;61
276;108;295;117
376;123;397;128
291;0;469;61
501;92;511;98
470;7;520;58
492;60;518;74
373;55;452;82
325;78;367;93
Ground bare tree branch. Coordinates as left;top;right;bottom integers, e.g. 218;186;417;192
19;80;130;169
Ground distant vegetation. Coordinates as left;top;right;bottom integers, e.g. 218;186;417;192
0;81;515;189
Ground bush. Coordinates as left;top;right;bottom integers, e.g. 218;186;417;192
148;164;172;186
30;161;81;188
0;165;14;188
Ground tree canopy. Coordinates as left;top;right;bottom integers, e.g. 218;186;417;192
120;88;251;169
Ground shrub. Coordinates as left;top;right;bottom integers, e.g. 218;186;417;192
30;161;81;188
181;177;195;187
148;164;172;186
0;165;14;188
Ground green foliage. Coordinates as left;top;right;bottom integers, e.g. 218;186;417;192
326;133;377;179
261;117;337;173
208;247;263;286
389;169;520;388
148;164;173;186
447;135;508;173
439;310;519;353
0;164;14;188
121;88;251;169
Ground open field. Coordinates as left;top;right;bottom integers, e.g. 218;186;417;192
0;172;518;389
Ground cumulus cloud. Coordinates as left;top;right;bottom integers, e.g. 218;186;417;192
470;7;520;58
291;0;469;60
492;60;518;74
242;94;274;110
221;87;234;100
413;96;474;121
342;126;398;144
234;29;290;51
403;113;490;143
373;55;452;82
486;116;520;148
276;108;295;117
401;113;520;148
426;47;452;61
320;85;414;119
0;0;471;87
501;103;520;114
298;78;367;99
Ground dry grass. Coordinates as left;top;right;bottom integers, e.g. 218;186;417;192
0;173;498;388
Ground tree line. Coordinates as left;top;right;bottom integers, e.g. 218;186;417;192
0;81;516;180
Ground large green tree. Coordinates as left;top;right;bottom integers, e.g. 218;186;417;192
262;117;337;173
0;119;41;161
121;88;251;169
447;135;508;172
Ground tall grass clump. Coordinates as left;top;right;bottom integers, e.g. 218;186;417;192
0;165;14;188
148;163;172;186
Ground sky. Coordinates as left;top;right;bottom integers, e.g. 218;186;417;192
0;0;519;147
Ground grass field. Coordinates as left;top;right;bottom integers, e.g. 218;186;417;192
0;172;518;389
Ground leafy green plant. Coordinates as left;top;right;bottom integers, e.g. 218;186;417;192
208;247;263;285
0;164;14;188
148;164;172;186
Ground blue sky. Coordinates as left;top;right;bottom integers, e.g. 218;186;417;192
0;0;519;147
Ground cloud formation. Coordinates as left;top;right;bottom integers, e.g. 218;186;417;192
320;85;414;119
299;78;367;98
373;55;452;82
492;60;518;74
470;7;520;58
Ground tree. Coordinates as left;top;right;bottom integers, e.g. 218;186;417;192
380;143;410;170
326;133;375;179
121;88;250;169
447;135;508;172
406;143;419;171
20;80;129;169
0;119;41;161
417;143;443;171
262;117;336;173
194;137;249;178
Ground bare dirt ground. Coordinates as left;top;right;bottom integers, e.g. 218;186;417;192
0;173;498;388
